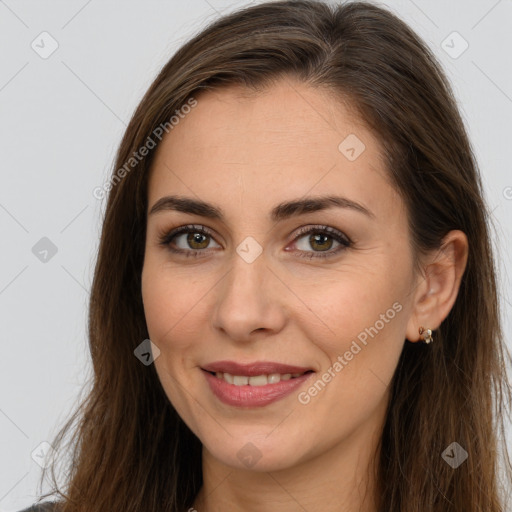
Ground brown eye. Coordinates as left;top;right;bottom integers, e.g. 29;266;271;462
158;224;221;256
307;233;334;252
185;232;211;250
291;225;352;259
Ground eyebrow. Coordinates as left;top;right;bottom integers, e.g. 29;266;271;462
148;194;375;222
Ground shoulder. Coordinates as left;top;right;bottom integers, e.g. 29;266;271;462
18;502;60;512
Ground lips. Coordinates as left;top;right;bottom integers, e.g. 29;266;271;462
201;360;313;376
201;360;315;407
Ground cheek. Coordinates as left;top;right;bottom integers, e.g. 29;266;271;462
293;263;407;351
291;260;409;413
141;259;207;345
294;277;406;434
141;261;208;426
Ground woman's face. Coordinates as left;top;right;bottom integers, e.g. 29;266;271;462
141;78;422;472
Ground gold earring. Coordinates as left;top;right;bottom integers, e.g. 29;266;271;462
419;326;433;344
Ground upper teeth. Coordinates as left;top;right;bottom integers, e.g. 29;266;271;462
215;372;303;386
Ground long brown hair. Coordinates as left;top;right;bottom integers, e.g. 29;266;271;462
37;1;512;510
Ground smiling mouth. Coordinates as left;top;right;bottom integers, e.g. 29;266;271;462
204;369;314;386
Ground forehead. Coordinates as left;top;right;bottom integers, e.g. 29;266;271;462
147;78;401;223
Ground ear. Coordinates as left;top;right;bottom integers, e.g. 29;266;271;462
405;230;468;342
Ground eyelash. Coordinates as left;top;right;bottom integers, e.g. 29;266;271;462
157;224;352;259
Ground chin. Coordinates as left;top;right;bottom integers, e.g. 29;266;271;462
200;428;309;472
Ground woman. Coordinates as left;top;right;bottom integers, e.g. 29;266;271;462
24;0;512;511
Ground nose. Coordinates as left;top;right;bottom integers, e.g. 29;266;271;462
211;249;288;343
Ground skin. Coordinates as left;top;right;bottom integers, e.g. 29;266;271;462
141;77;468;512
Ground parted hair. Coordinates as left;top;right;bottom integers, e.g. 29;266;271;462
37;1;512;511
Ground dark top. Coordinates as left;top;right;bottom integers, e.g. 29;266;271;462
18;502;59;512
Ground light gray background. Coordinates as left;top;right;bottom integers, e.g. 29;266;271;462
1;1;511;510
